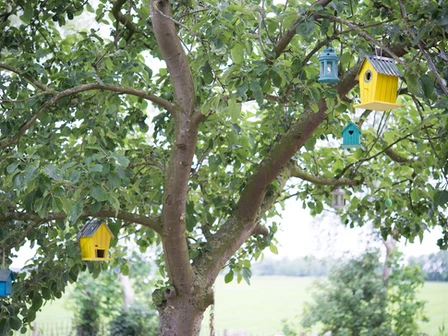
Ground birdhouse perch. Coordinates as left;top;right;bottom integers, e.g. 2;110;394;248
354;55;402;111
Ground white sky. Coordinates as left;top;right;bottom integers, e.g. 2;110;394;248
266;198;443;260
11;199;442;269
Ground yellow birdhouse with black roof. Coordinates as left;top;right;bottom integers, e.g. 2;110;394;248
354;55;402;111
78;219;114;261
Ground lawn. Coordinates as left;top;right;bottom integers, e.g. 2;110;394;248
33;276;448;335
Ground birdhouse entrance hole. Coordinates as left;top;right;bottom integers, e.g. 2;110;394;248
96;249;105;258
364;70;372;82
349;130;354;135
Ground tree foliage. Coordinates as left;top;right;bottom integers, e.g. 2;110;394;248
290;250;428;336
0;0;447;334
409;250;448;282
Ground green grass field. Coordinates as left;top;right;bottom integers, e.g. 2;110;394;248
35;276;448;335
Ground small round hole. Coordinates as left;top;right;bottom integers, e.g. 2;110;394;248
364;70;372;83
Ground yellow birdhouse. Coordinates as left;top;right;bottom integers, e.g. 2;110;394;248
354;55;402;111
78;219;114;261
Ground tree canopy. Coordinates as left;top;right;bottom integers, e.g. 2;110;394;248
0;0;447;334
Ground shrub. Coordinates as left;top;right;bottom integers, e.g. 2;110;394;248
108;303;158;336
284;250;428;336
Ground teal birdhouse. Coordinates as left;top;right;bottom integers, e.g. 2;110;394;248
341;122;361;148
0;269;14;297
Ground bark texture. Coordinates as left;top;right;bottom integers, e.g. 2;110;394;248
157;295;205;335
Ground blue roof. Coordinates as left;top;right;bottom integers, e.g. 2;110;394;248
0;270;13;281
78;219;114;239
342;121;361;134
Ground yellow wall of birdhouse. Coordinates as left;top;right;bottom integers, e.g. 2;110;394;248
355;60;401;111
80;223;112;260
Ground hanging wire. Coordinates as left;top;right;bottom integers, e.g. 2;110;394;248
2;249;5;270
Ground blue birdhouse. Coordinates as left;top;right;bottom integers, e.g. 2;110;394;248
0;269;14;297
318;47;340;84
341;121;361;148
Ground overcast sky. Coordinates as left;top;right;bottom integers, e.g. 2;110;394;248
11;198;442;269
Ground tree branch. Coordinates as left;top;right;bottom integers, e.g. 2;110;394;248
111;0;140;40
316;14;407;68
0;83;174;149
291;166;364;186
0;209;162;252
335;132;415;179
0;62;57;95
274;0;333;58
199;100;330;284
150;0;196;116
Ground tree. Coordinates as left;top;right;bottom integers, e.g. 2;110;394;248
292;250;427;336
0;0;447;334
409;250;448;281
67;251;158;335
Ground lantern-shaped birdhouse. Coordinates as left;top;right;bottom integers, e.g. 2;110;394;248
78;219;114;261
331;187;345;209
354;55;402;111
341;121;361;148
318;47;340;83
0;269;14;297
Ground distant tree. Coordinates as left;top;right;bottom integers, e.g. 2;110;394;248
252;256;335;277
285;250;428;336
68;251;158;335
409;251;448;282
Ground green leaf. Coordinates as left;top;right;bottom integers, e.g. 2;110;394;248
420;75;434;98
228;97;241;122
20;4;33;24
41;287;51;300
90;186;109;202
434;190;448;206
110;152;130;167
6;162;19;174
269;244;278;255
224;270;234;283
23;165;38;185
230;43;244;65
90;164;104;173
296;18;315;39
9;317;22;331
68;202;83;224
0;319;9;332
241;267;251;285
249;81;264;106
44;164;63;181
121;264;130;276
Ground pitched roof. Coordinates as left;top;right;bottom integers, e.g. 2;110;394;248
342;121;361;134
0;269;13;281
362;55;402;77
78;219;114;239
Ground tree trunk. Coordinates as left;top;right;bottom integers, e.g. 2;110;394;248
118;274;135;310
383;235;396;281
157;295;206;336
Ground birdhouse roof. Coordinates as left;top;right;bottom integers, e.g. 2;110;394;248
342;121;361;134
0;270;13;282
78;219;114;239
358;55;402;77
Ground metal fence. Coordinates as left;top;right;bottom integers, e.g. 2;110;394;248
14;322;321;336
13;321;108;336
